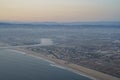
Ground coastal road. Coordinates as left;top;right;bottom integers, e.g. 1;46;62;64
0;44;52;49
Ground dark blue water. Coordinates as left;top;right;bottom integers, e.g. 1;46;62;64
0;49;93;80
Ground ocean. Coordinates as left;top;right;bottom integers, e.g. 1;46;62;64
0;49;93;80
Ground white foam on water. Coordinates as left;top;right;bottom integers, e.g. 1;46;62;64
50;64;66;69
50;63;96;80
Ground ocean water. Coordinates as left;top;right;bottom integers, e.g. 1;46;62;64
0;49;93;80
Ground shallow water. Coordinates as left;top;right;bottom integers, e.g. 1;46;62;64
0;49;92;80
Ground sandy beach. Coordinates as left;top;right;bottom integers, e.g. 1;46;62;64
15;48;120;80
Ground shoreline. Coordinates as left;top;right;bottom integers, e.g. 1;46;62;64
14;48;120;80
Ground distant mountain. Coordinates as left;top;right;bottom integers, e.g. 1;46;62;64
0;21;120;28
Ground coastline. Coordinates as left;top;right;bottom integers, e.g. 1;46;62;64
14;48;120;80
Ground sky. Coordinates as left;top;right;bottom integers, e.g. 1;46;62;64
0;0;120;22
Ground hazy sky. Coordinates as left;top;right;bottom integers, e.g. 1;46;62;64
0;0;120;22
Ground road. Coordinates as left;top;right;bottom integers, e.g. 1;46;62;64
0;44;52;49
